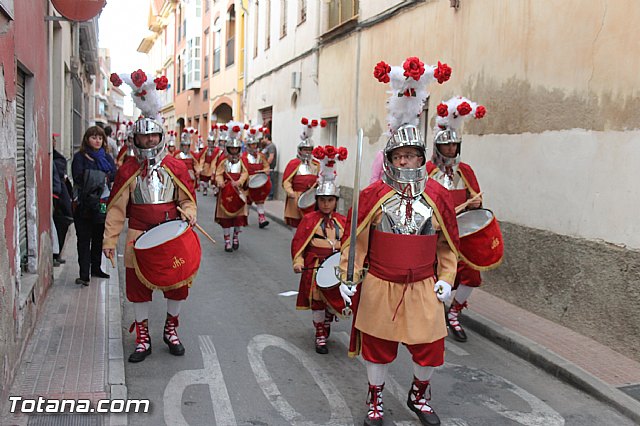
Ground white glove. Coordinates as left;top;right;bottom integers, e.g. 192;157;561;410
433;280;452;302
339;284;357;305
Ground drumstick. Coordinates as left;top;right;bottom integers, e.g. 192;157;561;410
455;191;484;214
176;206;217;245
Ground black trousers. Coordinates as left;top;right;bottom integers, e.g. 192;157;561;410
52;216;70;257
74;216;105;280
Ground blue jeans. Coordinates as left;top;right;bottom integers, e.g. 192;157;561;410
269;170;277;199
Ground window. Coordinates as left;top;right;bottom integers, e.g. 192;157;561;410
253;1;259;58
226;6;236;66
265;0;271;50
177;7;182;42
213;18;221;73
203;30;210;78
327;0;358;30
185;37;201;89
298;0;306;24
203;89;208;101
16;68;28;268
323;117;338;147
280;0;287;38
195;0;202;17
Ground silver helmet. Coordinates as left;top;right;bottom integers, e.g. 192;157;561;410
132;117;166;164
225;138;242;163
381;123;427;198
297;139;314;161
432;128;461;168
316;180;339;198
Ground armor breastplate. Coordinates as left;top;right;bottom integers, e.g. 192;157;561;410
176;152;192;160
298;161;317;176
246;153;261;164
376;193;436;235
431;167;466;190
225;160;242;174
131;165;178;204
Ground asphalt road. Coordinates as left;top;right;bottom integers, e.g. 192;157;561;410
122;193;634;426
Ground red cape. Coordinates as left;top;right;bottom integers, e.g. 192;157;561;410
116;145;128;163
107;154;196;210
426;161;481;194
282;158;320;185
190;150;205;161
291;210;347;260
342;179;459;254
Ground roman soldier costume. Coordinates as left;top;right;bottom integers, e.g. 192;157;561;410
427;96;492;343
291;144;348;354
242;125;272;228
103;69;198;363
281;118;323;227
201;125;223;196
116;121;135;167
214;122;249;252
338;57;456;426
176;127;197;183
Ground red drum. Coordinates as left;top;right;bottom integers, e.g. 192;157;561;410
247;173;272;204
220;181;247;216
133;220;201;291
456;208;504;271
297;187;317;215
314;252;349;317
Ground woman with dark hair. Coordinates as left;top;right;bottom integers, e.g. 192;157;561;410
72;126;116;286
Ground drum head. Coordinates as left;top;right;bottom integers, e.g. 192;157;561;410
135;220;189;249
248;173;268;188
315;252;341;289
457;209;494;238
297;188;317;209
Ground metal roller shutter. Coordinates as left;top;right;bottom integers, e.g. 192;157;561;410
16;69;27;264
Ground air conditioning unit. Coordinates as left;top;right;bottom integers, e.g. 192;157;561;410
291;71;301;90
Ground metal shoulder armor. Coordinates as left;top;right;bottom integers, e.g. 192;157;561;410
297;161;317;176
376;193;436;235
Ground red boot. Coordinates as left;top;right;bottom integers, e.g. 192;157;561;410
313;321;328;354
407;377;440;425
258;213;269;228
128;319;151;363
364;383;384;426
164;313;185;356
224;235;233;252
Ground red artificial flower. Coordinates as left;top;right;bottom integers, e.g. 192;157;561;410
475;105;487;119
320;119;327;128
373;61;391;83
189;129;195;133
134;90;148;99
433;61;452;84
212;124;218;130
221;125;228;131
326;160;336;167
436;103;449;117
244;123;250;130
195;130;199;134
154;76;169;90
264;128;270;134
403;56;425;81
312;146;326;160
301;117;309;125
110;73;122;87
131;69;148;88
457;102;472;116
337;146;348;161
232;125;241;132
128;121;133;126
311;119;318;127
250;129;257;134
325;145;337;159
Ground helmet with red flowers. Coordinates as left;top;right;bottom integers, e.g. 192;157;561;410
432;96;486;168
224;121;244;162
373;57;452;197
312;145;349;198
298;118;326;161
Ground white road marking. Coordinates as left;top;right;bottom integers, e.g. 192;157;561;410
279;290;299;297
445;341;470;357
248;334;353;425
163;335;236;425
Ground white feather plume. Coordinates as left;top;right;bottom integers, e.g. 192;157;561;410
434;96;485;132
119;72;164;122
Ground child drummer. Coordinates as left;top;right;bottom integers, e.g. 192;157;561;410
291;145;348;354
241;125;272;228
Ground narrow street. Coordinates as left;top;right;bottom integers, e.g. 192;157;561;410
122;195;634;426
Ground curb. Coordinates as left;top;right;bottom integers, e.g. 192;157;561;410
463;309;640;424
106;255;128;426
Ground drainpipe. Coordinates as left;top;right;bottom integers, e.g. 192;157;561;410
240;0;249;120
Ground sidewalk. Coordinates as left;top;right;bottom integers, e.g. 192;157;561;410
2;232;127;426
260;198;640;423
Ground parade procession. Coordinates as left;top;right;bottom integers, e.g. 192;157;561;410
2;1;640;425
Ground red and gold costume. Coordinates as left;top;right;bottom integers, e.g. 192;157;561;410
427;161;482;288
202;147;223;184
340;179;459;361
214;155;249;228
282;158;319;227
103;155;197;302
241;150;271;203
292;210;346;312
